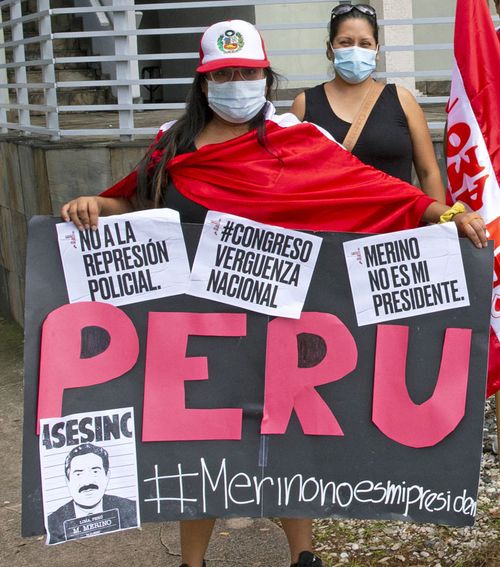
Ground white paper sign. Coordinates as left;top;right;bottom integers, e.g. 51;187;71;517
189;211;323;318
56;209;190;306
39;407;140;545
343;223;470;326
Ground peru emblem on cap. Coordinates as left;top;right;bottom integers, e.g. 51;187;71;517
217;29;244;54
197;20;270;73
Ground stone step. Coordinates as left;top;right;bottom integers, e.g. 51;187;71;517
3;32;88;55
19;0;84;33
1;8;86;39
18;38;88;54
27;67;101;83
51;14;84;33
52;47;92;59
53;38;89;53
8;87;113;115
24;58;97;72
54;61;94;71
5;49;91;66
7;66;102;88
50;0;80;8
28;87;112;108
8;70;114;110
6;61;102;75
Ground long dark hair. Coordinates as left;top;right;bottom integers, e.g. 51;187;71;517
136;67;280;208
328;6;379;44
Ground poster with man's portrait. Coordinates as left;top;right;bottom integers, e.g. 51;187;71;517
39;407;140;544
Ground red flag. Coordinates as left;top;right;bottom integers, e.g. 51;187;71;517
446;0;500;397
103;118;433;234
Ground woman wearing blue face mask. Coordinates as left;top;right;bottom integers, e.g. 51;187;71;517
292;3;446;202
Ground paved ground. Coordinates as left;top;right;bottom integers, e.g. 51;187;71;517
0;317;290;567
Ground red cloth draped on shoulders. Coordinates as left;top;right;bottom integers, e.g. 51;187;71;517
102;119;434;234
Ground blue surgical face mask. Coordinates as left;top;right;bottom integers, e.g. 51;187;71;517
332;46;377;84
207;78;267;123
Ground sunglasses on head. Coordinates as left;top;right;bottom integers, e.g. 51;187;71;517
331;3;377;20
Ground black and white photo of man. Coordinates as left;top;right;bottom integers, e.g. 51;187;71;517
47;443;138;544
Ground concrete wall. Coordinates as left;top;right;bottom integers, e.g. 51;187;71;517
254;0;416;92
376;0;417;93
413;0;454;77
257;0;498;95
255;2;332;89
412;0;498;94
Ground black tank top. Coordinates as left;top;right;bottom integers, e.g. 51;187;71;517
304;83;413;183
160;141;209;223
163;181;208;223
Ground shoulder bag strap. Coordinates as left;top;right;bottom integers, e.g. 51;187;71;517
342;81;385;153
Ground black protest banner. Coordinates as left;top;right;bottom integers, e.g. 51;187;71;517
22;216;492;538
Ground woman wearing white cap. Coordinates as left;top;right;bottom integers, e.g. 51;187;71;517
61;19;486;246
61;19;487;567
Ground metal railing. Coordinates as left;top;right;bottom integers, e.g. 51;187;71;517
0;0;496;140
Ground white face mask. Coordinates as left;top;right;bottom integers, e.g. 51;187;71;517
332;46;377;84
207;78;267;123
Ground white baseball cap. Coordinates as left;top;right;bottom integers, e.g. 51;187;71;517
197;20;270;73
